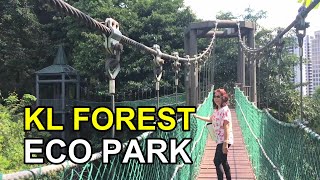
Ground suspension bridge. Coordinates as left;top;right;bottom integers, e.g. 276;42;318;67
1;0;320;179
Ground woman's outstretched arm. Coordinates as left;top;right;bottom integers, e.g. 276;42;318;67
192;114;211;123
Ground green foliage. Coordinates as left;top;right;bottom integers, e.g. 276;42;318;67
213;9;320;133
0;93;42;173
45;0;196;98
313;86;320;100
257;34;300;122
0;0;52;97
0;104;25;173
241;8;267;22
303;97;320;133
0;1;319;174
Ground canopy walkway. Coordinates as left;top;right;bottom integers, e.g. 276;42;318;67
2;88;320;180
1;0;320;179
197;109;256;180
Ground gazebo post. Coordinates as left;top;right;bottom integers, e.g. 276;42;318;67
61;73;66;142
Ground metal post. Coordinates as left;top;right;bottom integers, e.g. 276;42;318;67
248;27;257;105
157;84;160;109
152;44;164;110
110;79;116;138
185;27;197;180
242;40;246;91
275;33;284;120
61;73;66;142
299;48;303;121
266;52;269;109
36;75;39;107
237;40;242;86
257;58;260;109
243;36;247;91
238;38;245;90
103;18;123;138
184;56;191;106
172;52;180;119
211;46;216;88
76;75;80;140
189;29;198;106
202;61;205;100
198;62;201;103
295;10;309;121
184;29;191;106
205;61;209;96
172;52;181;106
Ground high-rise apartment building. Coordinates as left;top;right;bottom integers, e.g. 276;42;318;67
311;31;320;94
291;35;312;96
293;63;307;95
304;35;313;96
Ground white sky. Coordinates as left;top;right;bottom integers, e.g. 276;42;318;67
184;0;319;36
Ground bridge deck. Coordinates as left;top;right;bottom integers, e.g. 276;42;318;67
197;109;256;180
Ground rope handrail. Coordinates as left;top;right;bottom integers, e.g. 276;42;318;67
264;109;320;140
46;0;218;63
237;0;320;54
69;93;186;104
1;87;213;179
234;93;284;180
170;86;214;179
235;87;320;179
238;83;320;141
170;122;207;180
1;130;150;180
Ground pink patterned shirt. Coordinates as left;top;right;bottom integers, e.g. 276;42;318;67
210;106;234;144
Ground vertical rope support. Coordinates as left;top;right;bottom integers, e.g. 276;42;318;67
194;56;200;104
172;52;181;119
103;18;123;138
152;44;164;110
266;50;271;108
295;10;308;121
205;60;208;95
185;55;191;106
198;61;202;103
275;32;284;120
202;61;206;101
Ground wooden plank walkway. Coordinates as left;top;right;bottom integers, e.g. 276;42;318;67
197;109;256;180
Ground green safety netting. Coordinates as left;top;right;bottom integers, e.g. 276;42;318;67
69;93;186;109
1;90;213;180
235;87;320;180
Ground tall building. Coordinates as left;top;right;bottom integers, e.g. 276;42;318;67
291;35;312;96
293;63;307;96
311;31;320;94
305;35;313;96
306;61;313;95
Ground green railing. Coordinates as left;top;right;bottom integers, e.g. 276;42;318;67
1;90;213;180
64;93;186;109
38;99;64;111
235;87;320;180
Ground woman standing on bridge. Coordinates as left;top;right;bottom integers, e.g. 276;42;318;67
193;88;234;180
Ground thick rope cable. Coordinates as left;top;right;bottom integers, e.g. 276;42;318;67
237;0;320;54
48;0;112;35
46;0;218;63
2;130;152;180
235;98;284;180
6;0;319;179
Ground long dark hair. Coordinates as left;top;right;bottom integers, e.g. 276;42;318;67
213;88;229;110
